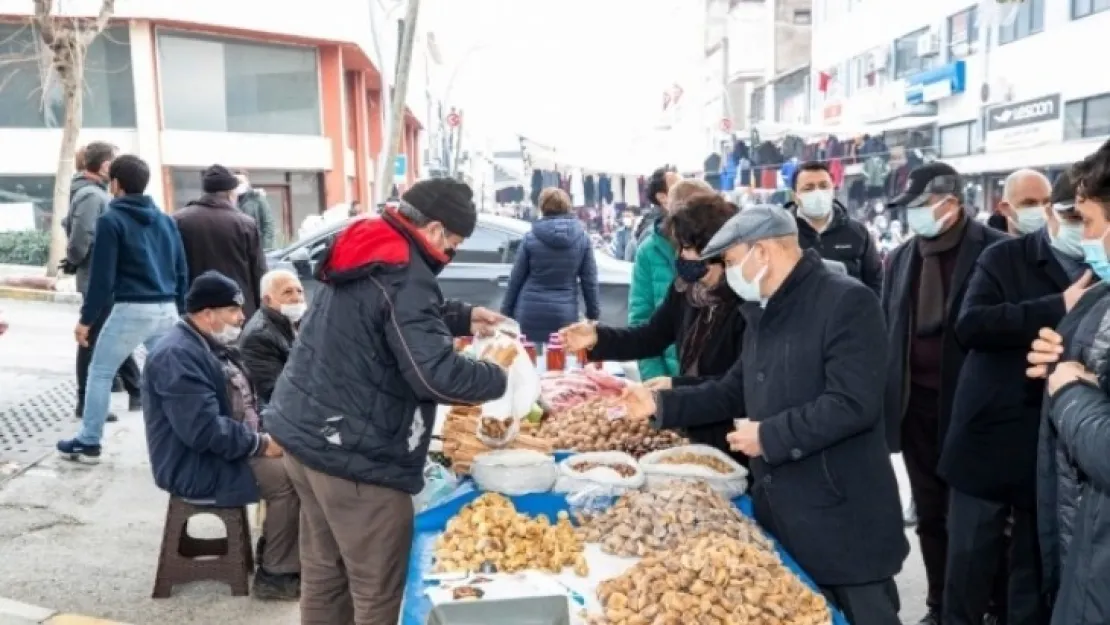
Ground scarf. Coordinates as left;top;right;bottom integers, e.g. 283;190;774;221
675;281;730;376
915;211;968;336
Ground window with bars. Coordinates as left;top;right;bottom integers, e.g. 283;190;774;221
1073;0;1110;19
998;0;1044;45
1064;94;1110;140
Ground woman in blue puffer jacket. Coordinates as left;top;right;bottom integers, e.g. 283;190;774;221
502;187;600;346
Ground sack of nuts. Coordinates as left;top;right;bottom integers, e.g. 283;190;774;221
588;532;831;625
640;444;750;499
553;451;645;498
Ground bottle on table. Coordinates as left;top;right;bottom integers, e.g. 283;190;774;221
546;333;566;371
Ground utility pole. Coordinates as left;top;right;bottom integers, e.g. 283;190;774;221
376;0;422;203
452;110;465;178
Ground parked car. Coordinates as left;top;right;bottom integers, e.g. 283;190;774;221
267;213;632;331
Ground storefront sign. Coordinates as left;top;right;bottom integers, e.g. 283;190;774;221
823;100;843;124
905;61;966;105
984;94;1062;152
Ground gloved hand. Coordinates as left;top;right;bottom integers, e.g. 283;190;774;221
58;259;78;275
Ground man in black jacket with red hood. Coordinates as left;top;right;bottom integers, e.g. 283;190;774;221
265;178;508;625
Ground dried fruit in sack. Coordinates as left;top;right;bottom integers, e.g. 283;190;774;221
434;493;587;576
480;343;518;367
591;533;831;625
538;399;687;457
569;460;638;478
478;416;514;441
656;451;735;474
575;482;773;557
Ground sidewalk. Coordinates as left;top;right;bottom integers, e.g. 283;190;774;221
0;597;130;625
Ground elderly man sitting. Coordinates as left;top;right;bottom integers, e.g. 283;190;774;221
143;271;301;601
240;269;305;405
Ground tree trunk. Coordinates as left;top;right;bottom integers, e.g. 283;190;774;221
45;69;83;278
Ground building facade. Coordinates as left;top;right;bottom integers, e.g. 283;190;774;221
0;0;428;246
812;0;1110;208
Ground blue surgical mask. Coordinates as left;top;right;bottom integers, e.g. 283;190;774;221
906;199;953;238
1050;222;1084;259
798;189;834;220
725;249;766;305
1081;230;1110;281
675;258;709;283
1013;207;1046;234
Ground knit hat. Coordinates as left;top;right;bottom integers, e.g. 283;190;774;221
186;271;244;313
401;178;477;237
201;165;239;193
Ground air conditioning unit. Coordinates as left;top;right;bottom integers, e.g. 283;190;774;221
916;32;941;57
871;48;888;70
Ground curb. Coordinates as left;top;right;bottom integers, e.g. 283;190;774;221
0;287;80;304
0;598;130;624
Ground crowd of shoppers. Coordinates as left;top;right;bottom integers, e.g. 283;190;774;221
23;135;1110;625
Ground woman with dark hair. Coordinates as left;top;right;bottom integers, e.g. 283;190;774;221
561;192;747;463
502;187;600;345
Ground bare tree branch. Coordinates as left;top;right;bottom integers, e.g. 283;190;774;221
80;0;116;45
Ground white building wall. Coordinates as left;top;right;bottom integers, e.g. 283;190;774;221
812;0;1110;170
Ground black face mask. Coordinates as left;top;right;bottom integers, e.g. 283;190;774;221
445;248;457;260
675;258;709;283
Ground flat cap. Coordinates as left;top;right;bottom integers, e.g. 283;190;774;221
699;204;797;260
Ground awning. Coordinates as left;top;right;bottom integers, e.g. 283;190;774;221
943;137;1108;174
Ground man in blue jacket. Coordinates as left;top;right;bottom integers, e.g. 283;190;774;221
57;155;188;462
143;272;299;600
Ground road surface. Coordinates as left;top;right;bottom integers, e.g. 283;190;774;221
0;298;929;625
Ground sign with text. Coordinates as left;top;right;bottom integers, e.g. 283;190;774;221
985;94;1062;152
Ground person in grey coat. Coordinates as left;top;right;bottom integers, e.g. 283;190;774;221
622;205;907;624
234;171;276;250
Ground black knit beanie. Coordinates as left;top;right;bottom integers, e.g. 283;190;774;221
186;271;244;313
401;178;477;237
202;165;239;193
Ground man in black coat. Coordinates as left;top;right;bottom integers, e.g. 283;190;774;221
881;162;1011;625
939;170;1089;625
239;268;306;406
624;205;907;624
785;160;883;295
264;179;509;625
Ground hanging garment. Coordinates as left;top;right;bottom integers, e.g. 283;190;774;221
531;170;543;205
571;171;585;206
584;175;596;206
638;176;648;207
623;176;638;207
599;175;613;204
828;158;845;188
759;167;777;189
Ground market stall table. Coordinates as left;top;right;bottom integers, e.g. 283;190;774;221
401;490;849;625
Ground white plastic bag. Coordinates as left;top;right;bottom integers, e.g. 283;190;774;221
470;450;557;496
553;451;645;497
640;444;749;498
413;460;462;513
469;320;541;447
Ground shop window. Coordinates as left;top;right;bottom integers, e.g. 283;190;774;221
1073;0;1110;19
1064;93;1110;140
158;32;322;136
998;0;1044;45
939;121;979;157
947;6;979;59
0;25;135;128
0;175;55;231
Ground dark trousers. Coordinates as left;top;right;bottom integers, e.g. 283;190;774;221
944;489;1048;625
822;578;902;625
902;385;948;611
284;454;413;625
77;305;140;406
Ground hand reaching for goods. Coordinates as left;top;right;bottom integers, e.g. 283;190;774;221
621;385;657;421
559;321;597;352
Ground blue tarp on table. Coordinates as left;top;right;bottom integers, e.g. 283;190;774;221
401;490;849;625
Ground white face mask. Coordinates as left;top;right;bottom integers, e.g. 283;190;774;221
213;324;241;345
1050;222;1084;258
798;189;834;220
725;248;767;305
280;302;307;323
235;183;249;196
1010;206;1045;234
906;199;953;238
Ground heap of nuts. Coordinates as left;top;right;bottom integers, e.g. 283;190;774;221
538;399;686;457
656;452;736;474
576;483;772;558
478;416;515;442
588;533;831;625
435;493;588;576
569;460;638;478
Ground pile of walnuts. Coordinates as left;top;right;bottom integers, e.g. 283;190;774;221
434;493;588;576
538;399;686;457
576;483;772;557
589;533;831;625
